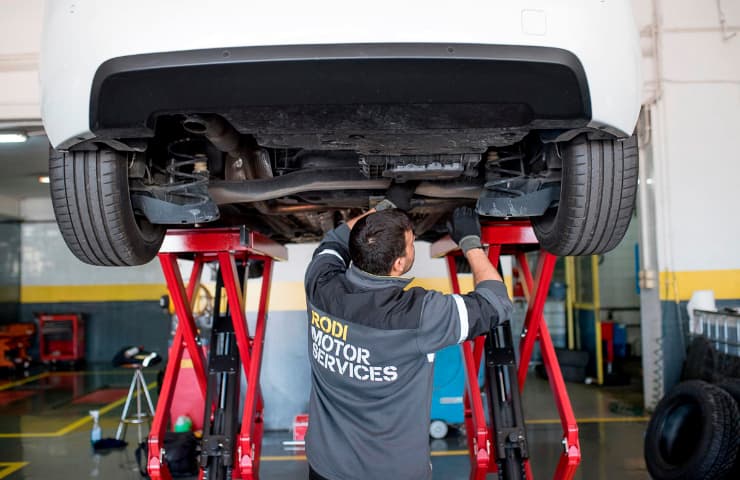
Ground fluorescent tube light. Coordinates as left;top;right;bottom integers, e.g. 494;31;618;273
0;133;28;143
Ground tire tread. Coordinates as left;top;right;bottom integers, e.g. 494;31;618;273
48;148;164;266
532;134;638;256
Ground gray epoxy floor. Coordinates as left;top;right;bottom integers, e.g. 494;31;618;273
0;368;650;479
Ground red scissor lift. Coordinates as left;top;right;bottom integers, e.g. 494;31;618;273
148;227;287;480
430;220;581;480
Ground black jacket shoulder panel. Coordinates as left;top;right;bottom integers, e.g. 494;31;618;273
313;275;426;331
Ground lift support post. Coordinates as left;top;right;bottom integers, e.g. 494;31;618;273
148;227;287;480
430;220;581;480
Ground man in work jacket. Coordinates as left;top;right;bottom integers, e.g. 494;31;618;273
304;199;513;480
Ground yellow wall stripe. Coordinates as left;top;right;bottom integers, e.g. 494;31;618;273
406;276;475;294
21;275;513;307
659;269;740;301
21;284;168;303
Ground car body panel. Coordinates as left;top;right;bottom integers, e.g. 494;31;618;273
41;0;641;149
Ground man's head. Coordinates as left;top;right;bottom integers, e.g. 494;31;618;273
349;210;415;277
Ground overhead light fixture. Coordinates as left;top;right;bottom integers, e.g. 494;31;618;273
38;175;50;184
0;133;28;143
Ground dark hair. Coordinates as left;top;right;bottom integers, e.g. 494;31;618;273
349;210;413;275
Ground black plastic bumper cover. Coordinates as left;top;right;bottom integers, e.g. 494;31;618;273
90;43;591;137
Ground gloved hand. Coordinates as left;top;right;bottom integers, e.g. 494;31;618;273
449;207;483;254
375;182;416;212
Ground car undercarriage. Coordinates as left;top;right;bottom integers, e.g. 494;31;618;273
122;112;569;244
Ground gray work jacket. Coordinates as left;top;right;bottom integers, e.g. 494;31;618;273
304;223;512;480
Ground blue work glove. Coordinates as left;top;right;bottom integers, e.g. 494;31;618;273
449;207;483;254
375;182;415;212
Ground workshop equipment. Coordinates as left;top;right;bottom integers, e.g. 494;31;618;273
693;308;740;358
36;313;85;366
147;227;287;480
430;220;581;480
0;323;35;370
430;344;484;438
116;362;157;444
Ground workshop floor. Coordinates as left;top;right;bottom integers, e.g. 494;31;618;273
0;367;649;479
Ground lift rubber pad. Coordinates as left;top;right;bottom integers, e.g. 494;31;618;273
0;391;36;406
72;388;129;404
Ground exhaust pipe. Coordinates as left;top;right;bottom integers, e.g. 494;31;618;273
209;168;391;204
208;169;480;205
183;114;272;180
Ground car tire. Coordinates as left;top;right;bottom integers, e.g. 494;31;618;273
717;379;740;477
681;336;718;382
49;148;165;266
644;380;740;480
532;134;638;256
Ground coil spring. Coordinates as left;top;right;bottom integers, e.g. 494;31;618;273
162;138;210;203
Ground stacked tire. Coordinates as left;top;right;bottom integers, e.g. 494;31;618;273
644;380;740;479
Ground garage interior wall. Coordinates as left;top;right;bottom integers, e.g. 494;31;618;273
633;0;740;408
18;198;172;362
2;0;739;414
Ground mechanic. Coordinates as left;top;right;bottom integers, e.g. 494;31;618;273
304;188;513;480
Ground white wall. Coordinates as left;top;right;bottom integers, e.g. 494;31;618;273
0;0;43;120
648;0;740;274
0;194;20;219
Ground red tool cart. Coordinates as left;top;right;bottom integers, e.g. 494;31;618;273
36;313;85;366
148;227;287;480
430;220;581;480
0;323;36;370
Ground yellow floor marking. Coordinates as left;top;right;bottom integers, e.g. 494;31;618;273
0;372;49;391
526;416;649;425
0;370;133;394
258;417;650;462
48;370;136;376
260;450;471;462
0;462;28;479
0;382;156;439
0;412;648;439
261;455;307;461
431;450;469;457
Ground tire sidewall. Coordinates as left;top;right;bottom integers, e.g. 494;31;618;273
644;381;736;479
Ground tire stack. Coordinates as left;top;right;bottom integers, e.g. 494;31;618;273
644;337;740;479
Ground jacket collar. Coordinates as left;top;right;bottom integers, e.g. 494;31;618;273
346;264;414;289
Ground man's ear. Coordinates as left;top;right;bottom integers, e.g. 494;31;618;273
389;256;405;277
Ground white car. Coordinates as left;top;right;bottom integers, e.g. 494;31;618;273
41;0;641;266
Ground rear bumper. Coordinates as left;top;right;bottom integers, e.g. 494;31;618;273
91;43;591;143
41;0;640;148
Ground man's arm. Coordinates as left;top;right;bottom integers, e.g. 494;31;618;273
415;207;513;354
346;208;375;230
466;247;503;285
448;207;512;339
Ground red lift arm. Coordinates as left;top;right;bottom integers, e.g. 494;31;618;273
148;227;287;480
430;220;581;480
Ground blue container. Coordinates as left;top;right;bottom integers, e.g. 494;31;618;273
614;324;628;358
430;345;484;424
